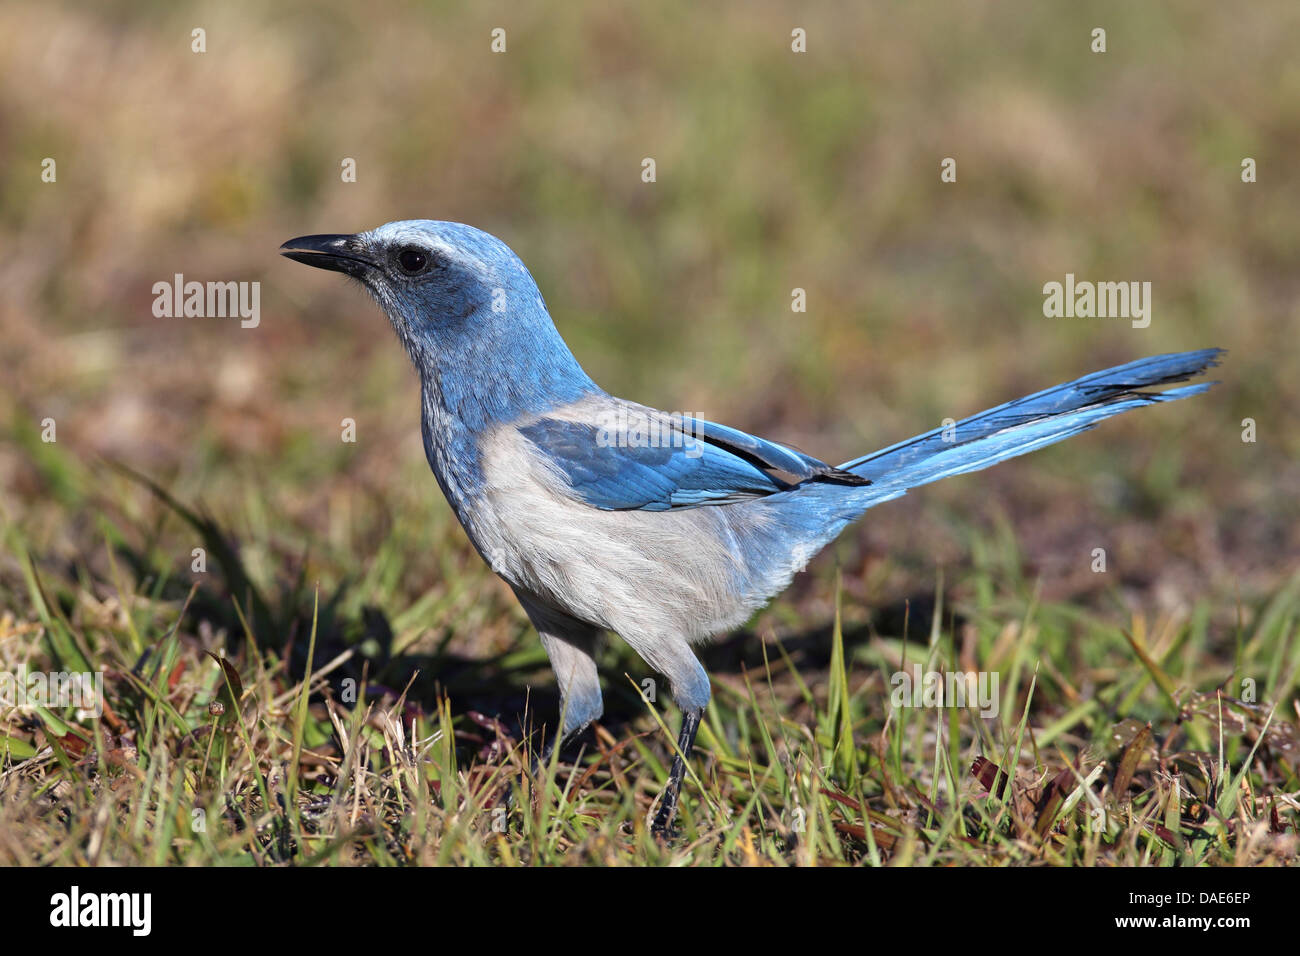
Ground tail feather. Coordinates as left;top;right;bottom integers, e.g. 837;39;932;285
839;349;1222;494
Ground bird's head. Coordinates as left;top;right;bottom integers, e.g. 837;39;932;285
281;220;597;420
280;220;550;354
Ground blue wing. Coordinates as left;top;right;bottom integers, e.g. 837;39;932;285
515;350;1221;515
518;413;866;512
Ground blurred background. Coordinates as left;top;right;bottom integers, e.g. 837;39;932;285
2;0;1297;653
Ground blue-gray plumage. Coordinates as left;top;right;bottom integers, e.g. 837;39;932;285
281;220;1221;833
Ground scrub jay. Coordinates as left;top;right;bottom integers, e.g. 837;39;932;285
281;220;1220;834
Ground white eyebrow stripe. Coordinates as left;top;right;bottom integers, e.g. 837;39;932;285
374;228;494;278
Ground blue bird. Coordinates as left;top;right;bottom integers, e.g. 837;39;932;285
281;221;1221;833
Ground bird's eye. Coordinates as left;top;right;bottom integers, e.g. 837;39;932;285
396;247;430;275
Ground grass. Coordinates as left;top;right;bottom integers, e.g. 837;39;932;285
0;451;1295;866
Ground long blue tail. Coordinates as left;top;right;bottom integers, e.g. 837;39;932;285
838;349;1222;499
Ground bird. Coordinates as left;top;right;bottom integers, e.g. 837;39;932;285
281;220;1221;834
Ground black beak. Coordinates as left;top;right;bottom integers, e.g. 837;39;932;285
279;234;375;278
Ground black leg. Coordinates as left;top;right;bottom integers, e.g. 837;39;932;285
651;708;703;835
